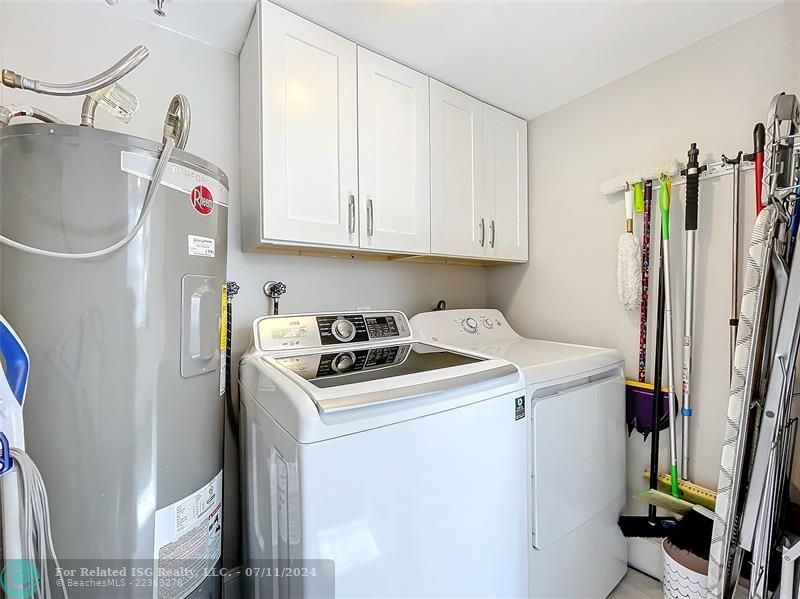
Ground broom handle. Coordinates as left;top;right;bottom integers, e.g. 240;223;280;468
649;255;667;522
638;181;653;383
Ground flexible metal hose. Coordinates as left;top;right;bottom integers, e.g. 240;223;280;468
1;46;149;97
163;94;191;150
0;104;64;127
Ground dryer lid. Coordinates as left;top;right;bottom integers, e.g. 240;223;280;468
470;339;622;384
410;309;622;384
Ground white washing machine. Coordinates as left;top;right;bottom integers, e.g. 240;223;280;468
410;309;628;598
239;310;530;598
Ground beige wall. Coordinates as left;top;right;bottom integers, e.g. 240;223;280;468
487;1;799;573
0;0;487;568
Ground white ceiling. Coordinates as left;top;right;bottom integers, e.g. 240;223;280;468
102;0;780;119
274;0;780;119
102;0;257;55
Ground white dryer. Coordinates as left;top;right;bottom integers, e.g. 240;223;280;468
410;309;628;598
239;311;529;598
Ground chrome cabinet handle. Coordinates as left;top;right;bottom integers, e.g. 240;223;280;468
490;219;496;248
479;217;485;247
367;198;374;237
347;194;355;234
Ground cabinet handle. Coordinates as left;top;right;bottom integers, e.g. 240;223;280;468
367;198;374;237
490;219;496;248
348;194;355;234
479;217;485;247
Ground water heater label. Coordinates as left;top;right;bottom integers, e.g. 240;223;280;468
152;469;223;599
120;152;228;206
188;235;215;258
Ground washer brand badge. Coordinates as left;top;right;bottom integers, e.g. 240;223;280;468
191;185;214;215
515;396;525;421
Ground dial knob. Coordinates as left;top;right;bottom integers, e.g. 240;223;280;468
483;318;494;329
331;352;356;373
331;318;357;342
463;317;478;334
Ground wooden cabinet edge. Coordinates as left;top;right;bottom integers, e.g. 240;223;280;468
243;239;528;266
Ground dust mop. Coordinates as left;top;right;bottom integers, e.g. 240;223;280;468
616;184;641;310
634;175;685;514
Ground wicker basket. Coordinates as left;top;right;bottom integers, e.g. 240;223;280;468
663;539;708;598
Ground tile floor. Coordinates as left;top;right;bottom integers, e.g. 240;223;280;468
608;568;662;598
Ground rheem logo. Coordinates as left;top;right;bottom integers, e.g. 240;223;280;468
191;185;214;215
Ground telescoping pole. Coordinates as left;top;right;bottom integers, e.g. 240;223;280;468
680;143;706;481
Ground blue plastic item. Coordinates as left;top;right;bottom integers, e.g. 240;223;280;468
0;315;28;406
0;315;29;475
0;432;9;476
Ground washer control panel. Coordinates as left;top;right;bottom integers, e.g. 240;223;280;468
318;315;368;345
255;310;412;351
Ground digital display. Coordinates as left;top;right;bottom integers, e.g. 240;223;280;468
366;316;399;338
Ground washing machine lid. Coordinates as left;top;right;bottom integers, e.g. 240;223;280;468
264;342;519;414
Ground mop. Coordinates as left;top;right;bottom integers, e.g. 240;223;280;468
633;175;687;514
616;183;641;310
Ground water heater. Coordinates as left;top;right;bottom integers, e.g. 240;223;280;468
0;123;228;598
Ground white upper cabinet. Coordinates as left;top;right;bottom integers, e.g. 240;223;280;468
429;80;485;259
483;104;528;261
357;48;430;254
241;1;359;249
240;2;528;263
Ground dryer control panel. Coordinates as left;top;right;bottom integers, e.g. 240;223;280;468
410;309;516;344
254;311;412;351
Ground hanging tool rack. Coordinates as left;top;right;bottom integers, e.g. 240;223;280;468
651;160;756;190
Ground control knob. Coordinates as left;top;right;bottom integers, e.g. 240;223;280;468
331;352;356;373
331;318;357;342
462;317;479;334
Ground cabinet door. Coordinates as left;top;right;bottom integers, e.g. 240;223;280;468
357;48;430;254
484;104;528;261
259;2;358;247
430;80;485;258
